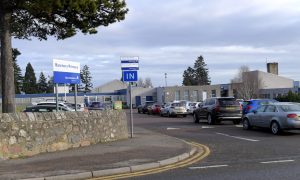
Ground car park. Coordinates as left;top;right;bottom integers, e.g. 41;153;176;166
160;102;188;117
242;99;277;115
243;102;300;135
24;105;74;112
193;97;242;125
147;103;162;115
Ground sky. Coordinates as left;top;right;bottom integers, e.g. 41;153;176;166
13;0;300;88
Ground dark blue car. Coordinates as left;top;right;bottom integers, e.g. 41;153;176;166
242;99;278;115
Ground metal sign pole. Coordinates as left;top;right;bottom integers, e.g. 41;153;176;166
55;83;59;111
74;84;77;111
130;82;133;138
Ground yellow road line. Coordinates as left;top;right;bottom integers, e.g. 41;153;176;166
89;141;210;180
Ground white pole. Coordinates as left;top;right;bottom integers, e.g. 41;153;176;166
130;82;133;138
64;84;67;101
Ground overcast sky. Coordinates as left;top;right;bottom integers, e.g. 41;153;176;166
13;0;300;88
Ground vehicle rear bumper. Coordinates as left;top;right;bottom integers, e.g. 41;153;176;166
171;112;188;115
216;113;242;120
285;119;300;129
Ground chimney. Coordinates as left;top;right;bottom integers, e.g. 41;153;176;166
267;62;278;75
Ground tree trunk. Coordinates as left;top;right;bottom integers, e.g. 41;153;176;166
0;8;15;113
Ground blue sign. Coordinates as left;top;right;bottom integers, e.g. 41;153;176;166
123;71;138;82
53;71;80;84
53;59;80;84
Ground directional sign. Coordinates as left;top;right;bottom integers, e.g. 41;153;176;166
123;71;138;82
121;56;139;70
53;59;80;84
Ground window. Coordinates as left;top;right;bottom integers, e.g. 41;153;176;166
265;105;276;112
257;105;266;112
192;90;198;102
211;90;216;97
209;98;216;105
175;91;180;101
184;90;189;101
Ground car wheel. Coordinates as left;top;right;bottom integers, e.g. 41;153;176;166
138;109;141;114
160;112;163;117
183;115;187;118
193;113;199;123
207;114;215;125
271;121;281;135
167;111;171;118
243;118;252;130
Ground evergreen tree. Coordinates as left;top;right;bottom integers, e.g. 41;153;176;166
12;49;23;94
182;67;195;86
0;0;128;113
37;72;48;93
80;65;93;93
46;76;54;93
23;63;37;94
194;56;211;85
182;56;210;86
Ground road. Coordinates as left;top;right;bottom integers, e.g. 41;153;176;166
126;111;300;180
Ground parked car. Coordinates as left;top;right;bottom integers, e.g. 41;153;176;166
243;102;300;135
24;105;74;112
160;102;188;117
88;101;105;110
193;97;242;125
147;103;162;115
189;102;202;114
242;99;278;115
174;100;192;113
64;102;85;111
36;101;75;110
137;102;154;114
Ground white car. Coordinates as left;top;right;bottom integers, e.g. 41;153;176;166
190;102;202;114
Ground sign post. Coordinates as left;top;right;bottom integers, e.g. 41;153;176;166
53;59;80;111
121;57;139;138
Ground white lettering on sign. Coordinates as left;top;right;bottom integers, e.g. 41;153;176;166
127;73;135;80
120;56;139;61
53;59;80;73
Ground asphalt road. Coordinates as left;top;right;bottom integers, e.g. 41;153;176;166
126;111;300;180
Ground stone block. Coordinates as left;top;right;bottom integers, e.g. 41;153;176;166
80;140;91;147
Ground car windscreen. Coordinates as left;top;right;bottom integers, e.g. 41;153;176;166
219;99;239;106
172;103;183;107
279;104;300;112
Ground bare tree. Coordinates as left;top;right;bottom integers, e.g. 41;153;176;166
137;77;153;88
231;66;263;100
144;77;153;88
137;78;144;87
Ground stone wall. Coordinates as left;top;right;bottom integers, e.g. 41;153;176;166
0;110;128;159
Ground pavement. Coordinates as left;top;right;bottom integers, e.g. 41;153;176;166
0;127;205;180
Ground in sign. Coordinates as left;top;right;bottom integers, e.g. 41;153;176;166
123;71;138;82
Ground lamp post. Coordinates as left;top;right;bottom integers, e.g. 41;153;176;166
164;73;167;87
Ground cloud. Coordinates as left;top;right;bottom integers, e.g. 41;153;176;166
12;0;300;88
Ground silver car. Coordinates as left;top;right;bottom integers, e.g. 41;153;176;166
243;102;300;135
160;102;188;117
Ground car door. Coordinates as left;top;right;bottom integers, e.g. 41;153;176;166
259;105;277;128
250;105;267;126
199;99;210;118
